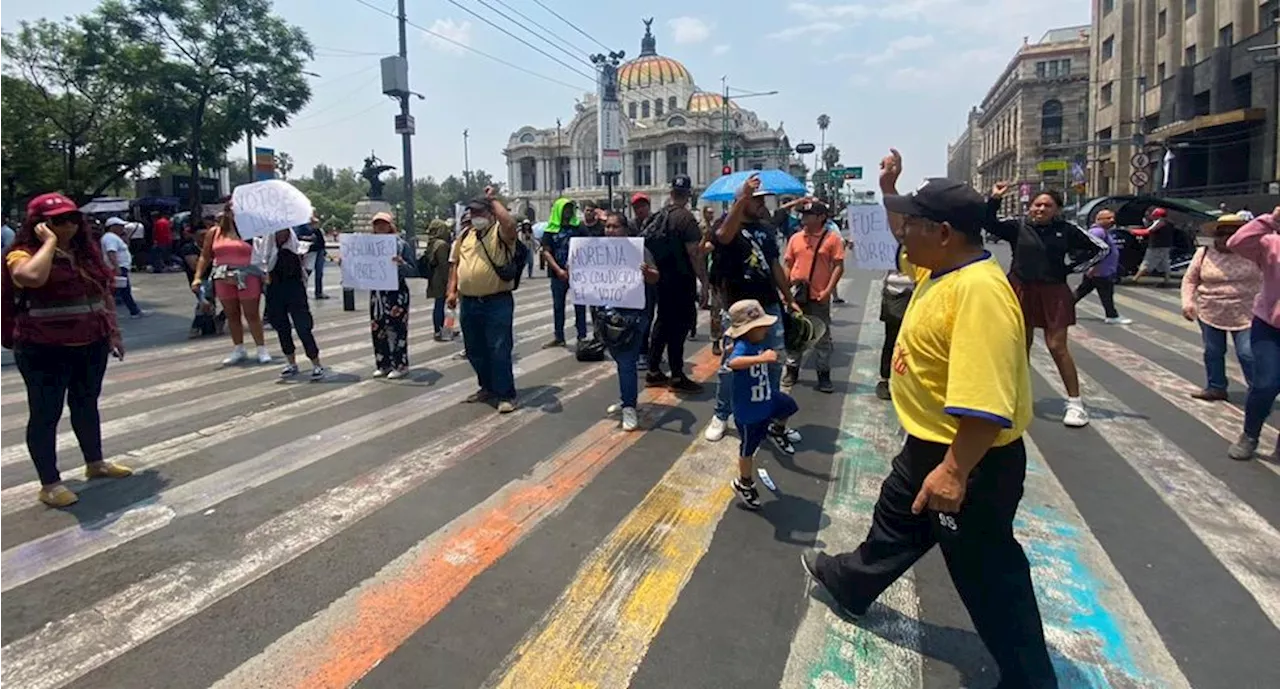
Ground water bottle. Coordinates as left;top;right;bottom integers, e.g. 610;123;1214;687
444;306;458;339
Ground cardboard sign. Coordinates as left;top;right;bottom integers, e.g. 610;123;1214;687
846;205;898;271
230;180;312;239
568;237;645;309
338;233;399;291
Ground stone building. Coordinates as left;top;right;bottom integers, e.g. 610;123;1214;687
503;21;799;221
946;107;983;188
958;26;1092;214
1089;0;1280;201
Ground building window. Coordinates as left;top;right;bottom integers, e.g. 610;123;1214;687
634;150;653;186
1219;24;1233;47
1185;44;1197;66
1101;82;1113;105
1036;61;1047;78
519;157;538;192
629;102;637;119
666;116;686;128
1157;62;1166;82
556;156;571;191
668;96;677;111
641;101;650;118
1059;59;1071;75
1040;99;1063;145
666;144;689;179
519;132;536;144
1101;36;1114;61
1098;127;1112;154
1103;0;1114;14
1185;0;1196;18
1157;9;1167;37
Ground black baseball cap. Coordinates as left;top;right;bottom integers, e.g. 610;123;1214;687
883;178;986;236
466;197;492;213
799;200;830;216
671;174;692;193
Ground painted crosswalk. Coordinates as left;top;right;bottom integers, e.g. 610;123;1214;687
2;270;1278;689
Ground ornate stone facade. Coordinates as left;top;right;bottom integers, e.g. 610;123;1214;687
504;21;798;220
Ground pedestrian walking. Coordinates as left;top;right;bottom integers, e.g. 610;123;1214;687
986;184;1106;427
598;211;660;431
725;299;800;510
704;174;800;447
519;220;537;279
643;174;708;393
3;193;132;508
874;149;914;402
307;215;330;299
149;210;173;273
423;219;454;341
1223;208;1280;460
447;187;522;413
192;209;272;365
631;193;656;368
1181;213;1259;403
699;207;726;356
540;197;589;348
367;211;417;379
1073;209;1132;325
801;178;1057;689
782;199;844;393
1132;208;1176;287
257;227;325;380
100;217;145;318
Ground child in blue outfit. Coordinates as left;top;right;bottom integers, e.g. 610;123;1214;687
724;298;799;509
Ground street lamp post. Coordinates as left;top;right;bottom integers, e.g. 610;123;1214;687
556;118;563;193
463;129;471;187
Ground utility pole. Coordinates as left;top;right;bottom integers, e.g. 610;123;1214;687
463;129;471;187
395;0;416;239
556;118;563;193
591;50;626;212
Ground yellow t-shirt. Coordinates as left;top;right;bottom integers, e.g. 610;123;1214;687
889;253;1031;447
449;226;515;297
6;249;32;285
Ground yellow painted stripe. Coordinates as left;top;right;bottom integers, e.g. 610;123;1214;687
485;434;739;689
1112;292;1197;332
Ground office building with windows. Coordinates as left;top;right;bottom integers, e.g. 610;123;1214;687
503;21;797;221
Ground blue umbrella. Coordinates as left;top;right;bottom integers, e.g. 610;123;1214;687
698;168;807;203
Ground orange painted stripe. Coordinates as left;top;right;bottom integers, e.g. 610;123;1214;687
230;348;719;689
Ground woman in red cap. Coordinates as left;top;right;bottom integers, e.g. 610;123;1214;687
3;193;132;508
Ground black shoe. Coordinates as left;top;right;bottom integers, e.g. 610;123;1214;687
711;340;722;356
874;380;891;401
833;297;846;304
768;422;796;455
731;478;761;509
688;329;698;341
645;371;670;387
542;338;567;349
782;364;800;390
314;293;331;299
799;549;863;620
816;371;834;393
669;375;703;393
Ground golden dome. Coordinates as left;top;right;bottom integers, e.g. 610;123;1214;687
618;20;694;91
687;91;738;113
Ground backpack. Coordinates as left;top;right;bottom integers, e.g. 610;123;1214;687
417;237;443;280
575;337;606;362
641;207;691;280
472;227;529;291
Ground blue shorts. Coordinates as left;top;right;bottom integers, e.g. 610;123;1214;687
735;392;799;458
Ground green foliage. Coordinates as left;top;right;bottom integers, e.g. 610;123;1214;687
290;167;503;231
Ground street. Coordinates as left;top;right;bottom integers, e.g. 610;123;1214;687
2;252;1279;689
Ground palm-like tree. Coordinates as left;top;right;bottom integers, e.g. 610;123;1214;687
816;114;831;169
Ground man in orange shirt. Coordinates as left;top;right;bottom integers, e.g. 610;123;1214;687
783;200;844;393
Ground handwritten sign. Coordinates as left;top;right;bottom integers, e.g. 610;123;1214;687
231;180;312;239
568;237;645;309
339;233;399;291
846;205;897;271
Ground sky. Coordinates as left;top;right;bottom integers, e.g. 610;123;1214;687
3;0;1090;189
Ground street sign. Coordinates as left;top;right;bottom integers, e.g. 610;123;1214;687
795;143;816;154
1130;152;1150;169
826;167;845;179
843;167;863;180
1036;160;1069;172
1129;170;1150;188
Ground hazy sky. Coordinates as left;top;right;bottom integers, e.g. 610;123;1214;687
3;0;1089;187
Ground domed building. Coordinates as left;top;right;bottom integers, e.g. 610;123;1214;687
504;20;800;221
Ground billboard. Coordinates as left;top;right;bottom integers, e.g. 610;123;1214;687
254;147;276;181
597;63;623;175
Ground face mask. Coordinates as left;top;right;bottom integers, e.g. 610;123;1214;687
471;217;493;231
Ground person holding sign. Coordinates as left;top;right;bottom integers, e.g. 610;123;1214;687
367;212;418;379
256;227;325;380
191;209;271;365
597;212;660;431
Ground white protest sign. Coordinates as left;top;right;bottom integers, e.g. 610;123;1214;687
568;236;645;309
846;205;898;271
230;180;312;240
338;233;399;291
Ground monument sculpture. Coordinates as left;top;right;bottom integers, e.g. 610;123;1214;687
351;151;396;233
360;153;396;200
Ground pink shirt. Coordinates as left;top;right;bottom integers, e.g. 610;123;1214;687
1224;213;1280;328
1181;246;1260;331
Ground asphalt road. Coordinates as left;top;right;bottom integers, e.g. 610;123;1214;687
1;249;1277;689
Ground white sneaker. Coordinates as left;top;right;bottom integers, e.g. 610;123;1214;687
1104;316;1133;325
222;346;247;365
704;416;728;442
621;407;639;431
1063;402;1090;428
256;346;272;364
386;369;407;380
372;368;388;378
785;428;802;443
310;365;326;380
606;403;623;415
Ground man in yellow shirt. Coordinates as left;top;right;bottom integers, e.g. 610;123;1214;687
801;178;1056;689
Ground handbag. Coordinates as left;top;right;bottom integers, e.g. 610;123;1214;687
475;227;529;289
792;229;829;305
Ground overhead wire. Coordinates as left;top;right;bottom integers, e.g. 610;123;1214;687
468;0;595;66
440;0;596;80
289;99;390;132
350;0;592;92
527;0;612;52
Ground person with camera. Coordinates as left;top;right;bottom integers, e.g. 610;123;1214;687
782;199;844;393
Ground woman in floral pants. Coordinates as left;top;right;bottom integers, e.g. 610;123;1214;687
369;211;418;379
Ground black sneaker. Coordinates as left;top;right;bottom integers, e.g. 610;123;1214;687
542;338;567;349
874;380;891;401
687;329;697;341
769;423;796;455
782;364;800;390
816;372;834;393
669;376;703;393
711;340;722;356
645;371;670;387
799;549;862;621
279;363;299;378
731;478;761;509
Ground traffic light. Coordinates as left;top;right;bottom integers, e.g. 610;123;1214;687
721;165;733;176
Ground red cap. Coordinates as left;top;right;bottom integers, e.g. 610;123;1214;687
1151;207;1167;218
27;193;78;219
630;192;650;206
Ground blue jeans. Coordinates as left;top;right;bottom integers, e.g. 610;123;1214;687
114;268;141;316
715;302;785;421
460;292;516;400
608;332;643;408
433;296;447;335
526;248;535;278
549;277;587;342
1200;320;1253;392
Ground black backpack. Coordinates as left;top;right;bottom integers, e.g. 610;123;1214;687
417;237;443;280
642;207;693;280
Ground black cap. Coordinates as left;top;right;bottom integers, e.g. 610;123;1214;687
466;197;492;213
671;174;692;193
883;178;986;236
799;200;830;216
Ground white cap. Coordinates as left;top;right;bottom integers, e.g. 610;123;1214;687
105;217;126;227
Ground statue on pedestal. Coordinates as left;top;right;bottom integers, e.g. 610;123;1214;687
360;152;396;200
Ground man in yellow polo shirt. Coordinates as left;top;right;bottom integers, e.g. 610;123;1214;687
801;178;1056;689
446;186;521;413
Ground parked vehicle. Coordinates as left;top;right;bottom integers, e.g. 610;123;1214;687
1078;195;1217;278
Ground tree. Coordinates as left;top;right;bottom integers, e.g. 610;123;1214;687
822;145;841;170
101;0;314;213
275;151;294;179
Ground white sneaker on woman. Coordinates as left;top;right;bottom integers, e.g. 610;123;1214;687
1063;401;1090;428
256;346;272;364
621;407;639;431
223;346;247;365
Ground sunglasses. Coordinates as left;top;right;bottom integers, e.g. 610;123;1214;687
49;212;82;225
